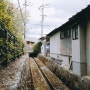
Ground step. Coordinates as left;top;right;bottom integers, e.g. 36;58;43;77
29;58;50;90
35;58;70;90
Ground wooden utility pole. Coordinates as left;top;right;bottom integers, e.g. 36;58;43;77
23;0;27;39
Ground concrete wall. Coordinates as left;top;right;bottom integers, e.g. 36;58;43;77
50;32;60;59
38;54;90;90
86;20;90;75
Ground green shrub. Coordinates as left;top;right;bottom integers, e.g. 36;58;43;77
29;42;42;57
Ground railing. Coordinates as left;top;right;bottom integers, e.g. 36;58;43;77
0;26;24;67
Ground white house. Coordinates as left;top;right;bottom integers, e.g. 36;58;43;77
70;5;90;76
47;5;90;76
47;25;72;69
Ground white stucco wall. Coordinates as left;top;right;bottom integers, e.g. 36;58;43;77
86;20;90;75
72;26;80;62
50;32;60;59
72;25;86;63
72;26;81;75
72;25;87;76
72;40;80;62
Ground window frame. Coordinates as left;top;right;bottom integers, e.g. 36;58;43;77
60;29;70;39
72;26;78;40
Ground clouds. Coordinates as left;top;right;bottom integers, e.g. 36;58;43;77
9;0;90;40
26;0;90;39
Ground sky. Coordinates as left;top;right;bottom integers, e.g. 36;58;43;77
10;0;90;40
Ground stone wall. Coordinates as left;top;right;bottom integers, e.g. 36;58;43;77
10;57;30;90
38;54;90;90
0;55;30;90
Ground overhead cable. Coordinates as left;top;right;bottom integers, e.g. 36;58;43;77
17;0;25;24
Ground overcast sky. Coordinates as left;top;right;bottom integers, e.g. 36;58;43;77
10;0;90;40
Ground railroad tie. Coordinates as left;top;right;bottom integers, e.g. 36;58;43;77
34;58;70;90
29;58;50;90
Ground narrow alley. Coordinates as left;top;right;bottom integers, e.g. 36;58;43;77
0;55;70;90
0;0;90;90
0;54;90;90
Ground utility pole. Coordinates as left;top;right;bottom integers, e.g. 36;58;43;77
39;4;49;37
41;4;44;37
23;0;27;39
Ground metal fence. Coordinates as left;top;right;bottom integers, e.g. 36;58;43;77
0;26;24;67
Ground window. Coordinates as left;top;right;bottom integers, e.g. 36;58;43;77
72;26;78;40
60;31;64;39
60;29;70;39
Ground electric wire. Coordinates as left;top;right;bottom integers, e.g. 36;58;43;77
17;0;25;25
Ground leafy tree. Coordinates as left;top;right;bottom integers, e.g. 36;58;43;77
0;1;14;30
0;0;25;41
29;42;42;57
33;42;42;54
0;0;27;66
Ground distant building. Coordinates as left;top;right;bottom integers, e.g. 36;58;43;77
26;41;35;53
26;37;38;53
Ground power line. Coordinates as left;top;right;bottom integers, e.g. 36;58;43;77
17;0;26;39
17;0;29;39
17;0;25;24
